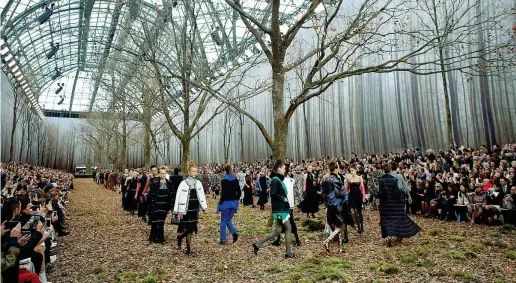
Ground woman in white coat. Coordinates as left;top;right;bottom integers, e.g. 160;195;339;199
173;161;208;256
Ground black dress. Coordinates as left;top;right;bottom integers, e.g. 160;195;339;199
301;172;320;214
257;177;268;206
137;174;148;218
379;174;421;238
125;178;138;213
177;188;200;234
243;176;254;206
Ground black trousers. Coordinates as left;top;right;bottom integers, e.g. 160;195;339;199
149;221;165;243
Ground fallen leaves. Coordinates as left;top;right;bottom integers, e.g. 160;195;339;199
49;179;516;283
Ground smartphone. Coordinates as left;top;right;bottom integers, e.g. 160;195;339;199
4;221;20;230
31;205;40;211
52;211;57;218
32;216;41;229
21;230;31;237
46;216;51;227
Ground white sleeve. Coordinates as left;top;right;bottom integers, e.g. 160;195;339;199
173;181;185;214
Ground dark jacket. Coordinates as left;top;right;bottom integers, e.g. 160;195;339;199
486;189;504;206
269;172;290;214
147;177;173;218
322;173;347;206
168;175;183;204
2;230;43;282
220;174;241;203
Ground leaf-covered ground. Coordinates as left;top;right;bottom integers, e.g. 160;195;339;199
50;179;515;283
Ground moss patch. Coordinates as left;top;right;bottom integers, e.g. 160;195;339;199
368;262;401;274
444;250;466;260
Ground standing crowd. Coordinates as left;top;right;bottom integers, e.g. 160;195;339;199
95;142;516;257
1;163;73;283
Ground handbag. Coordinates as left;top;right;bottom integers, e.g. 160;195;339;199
170;218;180;225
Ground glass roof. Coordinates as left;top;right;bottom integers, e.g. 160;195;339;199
1;0;310;113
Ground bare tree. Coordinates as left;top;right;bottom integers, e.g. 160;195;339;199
107;2;265;173
8;87;22;162
207;0;514;160
219;109;237;163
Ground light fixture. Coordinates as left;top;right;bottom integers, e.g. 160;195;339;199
11;65;19;72
0;47;8;55
14;70;22;77
55;83;64;94
51;67;61;80
46;42;59;59
7;60;16;68
38;5;54;24
57;95;65;105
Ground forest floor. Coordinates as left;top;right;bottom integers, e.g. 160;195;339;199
49;179;515;283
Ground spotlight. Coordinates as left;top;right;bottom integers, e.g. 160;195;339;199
55;83;64;94
51;67;61;80
38;5;54;24
46;42;59;59
172;1;177;7
57;95;65;105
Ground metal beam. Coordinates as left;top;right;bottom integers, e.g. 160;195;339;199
80;0;96;70
68;69;80;115
88;2;124;111
5;4;82;38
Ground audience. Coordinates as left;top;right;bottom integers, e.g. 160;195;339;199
1;163;73;283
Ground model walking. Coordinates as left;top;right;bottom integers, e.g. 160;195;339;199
252;160;295;258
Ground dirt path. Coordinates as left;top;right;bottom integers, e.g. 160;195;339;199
49;179;515;283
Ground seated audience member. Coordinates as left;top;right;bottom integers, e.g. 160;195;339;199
483;185;504;225
470;184;486;224
501;186;516;225
456;184;471;222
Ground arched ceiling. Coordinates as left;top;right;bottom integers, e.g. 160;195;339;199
1;0;310;116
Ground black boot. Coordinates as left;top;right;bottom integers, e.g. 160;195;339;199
176;236;183;250
252;243;259;255
232;233;239;243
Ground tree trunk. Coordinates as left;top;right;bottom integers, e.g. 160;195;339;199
122;118;127;169
115;133;120;171
181;138;191;175
270;66;288;161
9;103;18;162
378;74;388;154
395;59;407;148
144;127;151;169
476;1;496;146
410;69;426;149
19;127;25;162
302;103;310;159
239;115;244;162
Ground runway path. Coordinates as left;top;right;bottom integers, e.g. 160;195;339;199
49;178;515;282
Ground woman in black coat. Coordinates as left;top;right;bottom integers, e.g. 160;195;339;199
147;166;173;243
379;163;421;247
243;173;254;207
125;174;138;214
256;172;269;210
301;166;320;217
